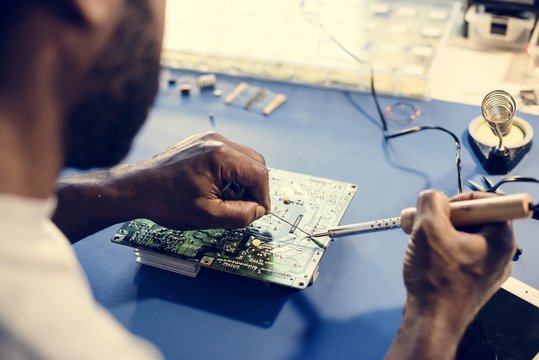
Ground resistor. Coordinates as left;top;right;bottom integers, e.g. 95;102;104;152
197;74;216;89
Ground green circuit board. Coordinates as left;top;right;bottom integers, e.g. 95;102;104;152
111;168;357;289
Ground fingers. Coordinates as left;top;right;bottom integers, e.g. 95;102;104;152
451;192;514;257
153;132;267;166
413;190;453;239
477;222;515;259
202;198;267;228
450;191;499;202
200;131;266;165
219;148;271;213
180;132;271;211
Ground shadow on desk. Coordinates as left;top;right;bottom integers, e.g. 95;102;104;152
129;265;402;359
131;265;296;328
288;294;402;360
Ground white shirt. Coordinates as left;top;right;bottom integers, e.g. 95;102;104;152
0;194;162;360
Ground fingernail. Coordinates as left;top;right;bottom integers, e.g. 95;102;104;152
256;206;266;219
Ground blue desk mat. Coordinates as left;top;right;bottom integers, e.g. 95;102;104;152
74;71;539;359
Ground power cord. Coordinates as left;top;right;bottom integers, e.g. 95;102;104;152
299;0;463;194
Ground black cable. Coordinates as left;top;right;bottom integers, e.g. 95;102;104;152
386;126;463;194
300;1;463;194
486;176;539;193
299;1;387;131
315;22;387;132
482;175;539;220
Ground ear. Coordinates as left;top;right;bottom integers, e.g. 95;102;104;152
61;0;123;27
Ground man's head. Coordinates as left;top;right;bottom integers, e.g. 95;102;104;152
63;0;163;169
0;0;165;170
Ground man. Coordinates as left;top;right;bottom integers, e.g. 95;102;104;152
0;0;515;359
1;1;269;358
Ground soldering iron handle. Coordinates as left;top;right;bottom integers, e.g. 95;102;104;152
400;193;533;234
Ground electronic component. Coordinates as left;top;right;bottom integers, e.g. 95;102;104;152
197;74;216;89
180;83;192;96
224;82;286;116
111;168;357;289
135;249;200;277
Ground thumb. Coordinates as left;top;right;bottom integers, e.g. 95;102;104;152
414;190;453;236
209;199;267;228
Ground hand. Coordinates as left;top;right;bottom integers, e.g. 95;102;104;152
119;132;271;230
385;190;515;360
404;190;515;315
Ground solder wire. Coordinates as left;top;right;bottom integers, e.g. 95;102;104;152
268;212;327;250
299;1;464;194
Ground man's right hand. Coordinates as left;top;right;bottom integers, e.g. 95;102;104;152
404;190;515;317
386;190;515;360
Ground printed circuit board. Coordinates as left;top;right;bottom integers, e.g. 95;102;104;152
111;168;357;289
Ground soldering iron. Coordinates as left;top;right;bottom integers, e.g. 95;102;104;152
311;193;534;238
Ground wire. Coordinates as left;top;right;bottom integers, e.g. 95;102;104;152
386;126;463;194
480;176;539;219
268;212;327;250
485;176;539;193
314;22;387;132
384;102;422;125
299;0;463;194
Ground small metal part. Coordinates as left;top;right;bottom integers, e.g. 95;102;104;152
221;181;245;200
311;231;329;238
268;212;327;250
252;239;262;247
481;90;516;148
201;256;215;266
312;217;402;238
481;176;495;189
481;176;505;194
289;214;304;234
467;178;506;194
213;89;223;97
467;179;487;192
